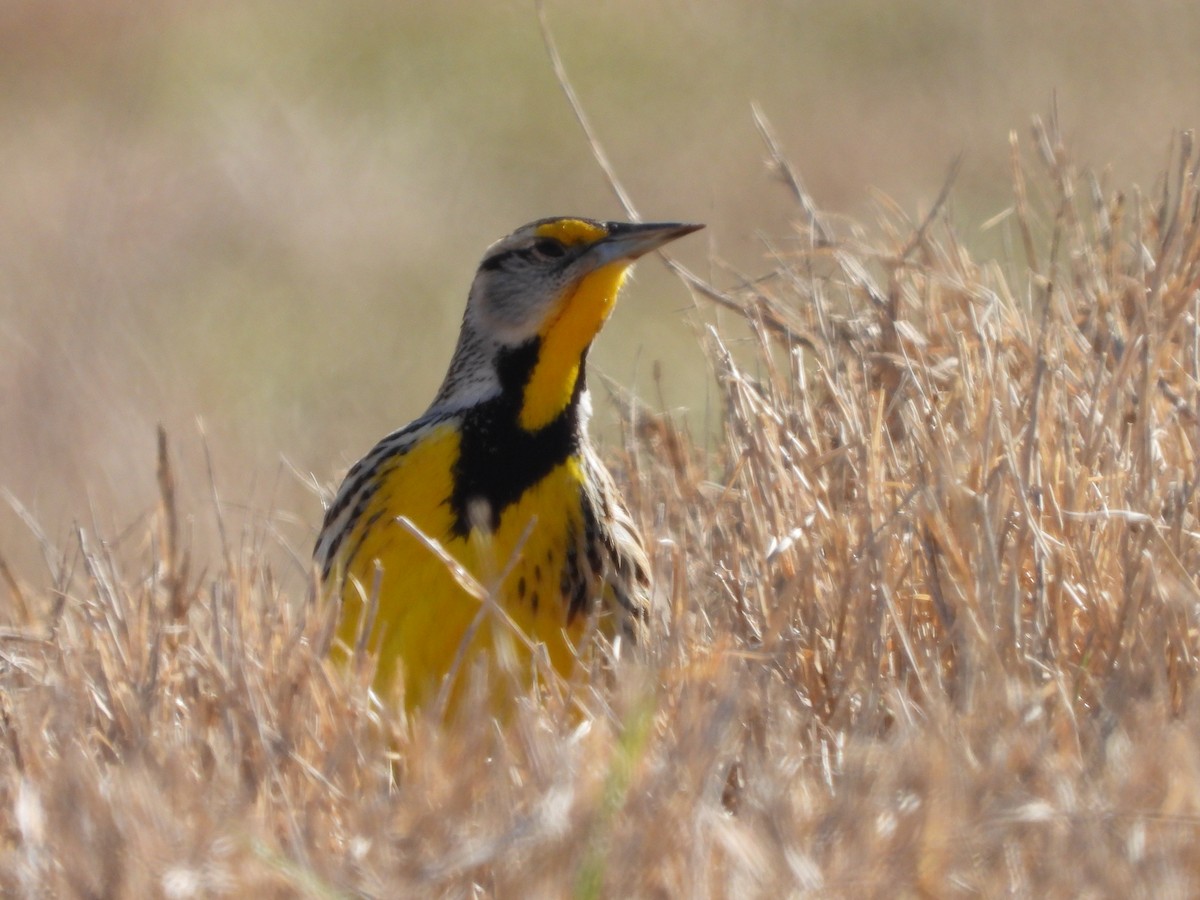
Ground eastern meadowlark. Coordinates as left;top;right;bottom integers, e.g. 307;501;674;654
315;217;702;711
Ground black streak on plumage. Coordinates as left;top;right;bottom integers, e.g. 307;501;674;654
449;337;585;537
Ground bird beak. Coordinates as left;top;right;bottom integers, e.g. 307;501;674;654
588;221;704;267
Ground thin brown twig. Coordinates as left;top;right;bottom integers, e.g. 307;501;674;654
536;0;637;219
751;103;832;247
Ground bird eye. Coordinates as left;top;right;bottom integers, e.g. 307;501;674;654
532;238;566;259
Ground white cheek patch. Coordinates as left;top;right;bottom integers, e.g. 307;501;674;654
471;270;567;346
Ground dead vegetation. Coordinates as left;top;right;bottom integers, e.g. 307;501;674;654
3;118;1200;896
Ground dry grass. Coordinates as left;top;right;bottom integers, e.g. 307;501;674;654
4;117;1200;897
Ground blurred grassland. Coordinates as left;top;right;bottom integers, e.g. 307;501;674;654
2;1;1200;574
2;102;1200;893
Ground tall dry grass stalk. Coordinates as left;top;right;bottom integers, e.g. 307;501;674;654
2;118;1200;896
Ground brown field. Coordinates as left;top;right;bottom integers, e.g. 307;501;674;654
4;3;1200;896
4;114;1200;895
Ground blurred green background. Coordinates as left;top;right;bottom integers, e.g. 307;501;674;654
2;0;1198;577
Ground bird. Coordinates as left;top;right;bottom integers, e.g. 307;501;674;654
314;216;703;712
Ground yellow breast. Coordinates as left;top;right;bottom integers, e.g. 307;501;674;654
328;419;593;711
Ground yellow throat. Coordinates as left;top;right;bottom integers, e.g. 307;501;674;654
520;258;630;431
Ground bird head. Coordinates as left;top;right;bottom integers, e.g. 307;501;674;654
435;217;703;431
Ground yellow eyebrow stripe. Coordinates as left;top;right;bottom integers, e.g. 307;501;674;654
534;218;607;246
